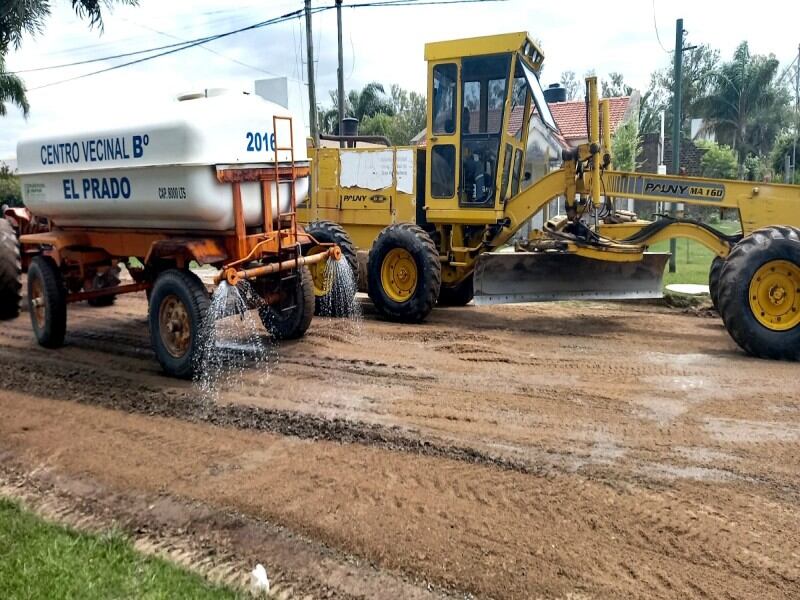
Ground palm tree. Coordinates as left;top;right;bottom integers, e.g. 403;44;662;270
694;42;789;165
0;56;28;117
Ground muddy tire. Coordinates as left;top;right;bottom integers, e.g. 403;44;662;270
259;266;315;340
304;220;357;317
717;226;800;360
367;223;441;323
87;266;121;307
438;274;474;306
27;255;67;348
148;269;210;379
708;256;724;311
0;219;22;320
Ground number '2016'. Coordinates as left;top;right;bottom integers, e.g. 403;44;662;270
246;132;276;152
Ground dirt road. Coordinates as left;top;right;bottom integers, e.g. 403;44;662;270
1;292;799;599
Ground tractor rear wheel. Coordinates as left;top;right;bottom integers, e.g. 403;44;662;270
27;255;67;348
438;274;474;306
717;226;800;360
304;220;358;317
708;255;725;311
0;219;21;320
367;223;441;322
148;269;210;379
259;266;315;339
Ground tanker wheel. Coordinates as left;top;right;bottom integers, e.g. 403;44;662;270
27;255;67;349
87;266;121;307
717;226;800;360
304;220;358;317
148;269;210;379
259;266;315;340
708;255;725;311
438;274;474;306
0;219;22;320
367;223;441;323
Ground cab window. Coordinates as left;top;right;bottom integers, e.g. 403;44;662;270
432;64;457;135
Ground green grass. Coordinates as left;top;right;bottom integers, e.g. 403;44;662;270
650;220;741;287
0;498;242;600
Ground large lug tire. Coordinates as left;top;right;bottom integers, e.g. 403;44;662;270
708;255;725;311
304;220;358;317
259;266;315;340
438;274;474;307
0;219;22;320
717;226;800;361
87;266;121;307
27;255;67;349
367;223;441;323
148;269;210;379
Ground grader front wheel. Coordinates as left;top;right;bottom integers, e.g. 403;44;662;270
148;269;210;379
367;223;441;323
708;255;725;311
718;226;800;360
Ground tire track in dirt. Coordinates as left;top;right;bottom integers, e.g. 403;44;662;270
1;391;798;600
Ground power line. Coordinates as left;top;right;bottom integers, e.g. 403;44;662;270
28;8;322;91
120;17;283;77
651;0;671;54
24;0;508;91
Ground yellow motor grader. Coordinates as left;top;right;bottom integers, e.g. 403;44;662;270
298;32;800;361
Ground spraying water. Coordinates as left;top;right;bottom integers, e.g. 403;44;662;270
194;258;360;401
317;257;362;333
194;280;276;402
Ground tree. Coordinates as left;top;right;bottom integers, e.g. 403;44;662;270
0;164;22;207
693;42;790;166
611;118;640;172
698;141;737;179
559;70;579;101
1;0;137;116
770;131;800;182
319;82;425;146
602;72;633;98
641;44;720;137
0;54;27;116
1;0;138;53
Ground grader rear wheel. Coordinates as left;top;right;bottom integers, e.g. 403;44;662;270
259;266;315;340
148;269;209;379
0;219;22;320
27;255;67;348
717;226;800;360
87;266;121;307
367;223;441;323
304;220;357;317
438;274;474;306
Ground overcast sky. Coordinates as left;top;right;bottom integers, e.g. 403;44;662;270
1;0;798;157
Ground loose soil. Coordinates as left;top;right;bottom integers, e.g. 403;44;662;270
1;291;798;599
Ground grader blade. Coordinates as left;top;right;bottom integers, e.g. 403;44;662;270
472;252;670;304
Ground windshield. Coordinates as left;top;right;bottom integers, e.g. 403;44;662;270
520;56;557;131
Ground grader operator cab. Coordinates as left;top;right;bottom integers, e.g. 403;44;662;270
299;31;800;361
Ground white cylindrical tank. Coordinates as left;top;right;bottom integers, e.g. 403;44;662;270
16;90;309;231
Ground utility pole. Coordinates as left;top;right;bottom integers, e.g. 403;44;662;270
793;43;799;184
669;18;685;273
304;0;319;146
336;0;345;147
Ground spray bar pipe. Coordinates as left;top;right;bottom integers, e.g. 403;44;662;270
215;246;342;286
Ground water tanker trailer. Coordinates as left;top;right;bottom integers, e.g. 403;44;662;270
3;90;341;378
